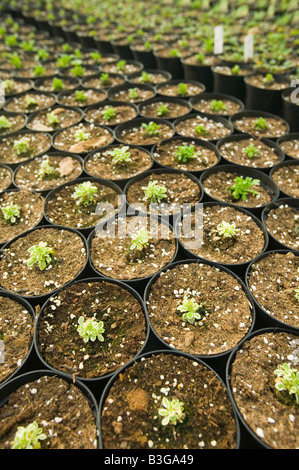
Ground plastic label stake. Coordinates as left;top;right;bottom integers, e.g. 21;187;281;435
244;34;254;63
214;25;223;55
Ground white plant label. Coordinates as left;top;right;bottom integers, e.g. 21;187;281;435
244;34;254;62
214;25;224;55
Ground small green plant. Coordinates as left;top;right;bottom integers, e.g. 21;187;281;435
77;316;105;343
57;54;72;68
195;124;209;137
294;288;299;301
156;104;169;116
33;65;45;77
74;129;91;142
117;60;127;71
71;181;98;206
231;64;240;75
210;100;227;112
174;145;198;163
90;51;102;62
1;203;20;224
274;363;299;405
138;71;153;83
177;294;205;324
169;49;181;57
254;117;269;131
0;115;12;129
141;121;160;136
100;73;111;84
2;79;15;94
130;228;150;251
25;95;38;109
158;397;185;426
129;88;139;99
46;112;60;126
228;176;260;201
106;146;132;165
142;180;168;204
38;156;58;179
36;48;49;61
263;73;275;85
75;90;87;102
27;242;54;270
195;52;205;63
13;137;30;155
11;421;47;449
101;106;117;121
10;53;22;69
243;143;261;158
178;82;188;96
216;221;240;238
294;225;299;237
51;77;64;91
70;65;84;77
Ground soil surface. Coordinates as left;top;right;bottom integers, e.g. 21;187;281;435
0;114;26;136
57;89;107;108
101;62;142;76
229;331;299;449
232;116;288;139
139;100;190;120
213;65;252;77
82;74;125;90
218;137;281;168
34;77;80;93
192;98;242;116
37;280;147;379
157;82;204;98
101;352;238;449
271;164;299;198
279;138;299;159
0;296;33;385
116;121;174;146
0;167;12;191
264;204;299;251
85;103;137;126
147;262;253;355
3;79;32;97
0;375;98;449
109;87;155;104
0;132;51;165
4;92;56;114
182;54;220;66
27;107;82;132
129;72;170;85
52;123;114;153
247;251;299;329
175;115;232;141
245;74;290;91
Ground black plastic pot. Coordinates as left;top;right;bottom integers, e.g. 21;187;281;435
276;132;299;161
261;197;299;252
245;250;299;332
181;54;218;92
229;110;290;140
138;95;192;121
269;160;299;198
173;112;234;143
244;74;290;117
83;100;138;128
153;50;185;79
190;92;244;118
114;116;175;149
107;82;156;104
0;369;100;448
211;62;253;102
98;348;241;449
225;327;299;449
111;38;135;60
130;45;158;69
143;257;256;380
26;104;84;133
282;88;299;132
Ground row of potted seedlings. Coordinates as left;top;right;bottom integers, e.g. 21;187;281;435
0;3;298;451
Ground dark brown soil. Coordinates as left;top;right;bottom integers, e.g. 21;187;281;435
16;66;58;80
3;79;32;97
192;98;242;116
0;132;51;165
183;54;220;67
14;154;83;192
0;375;98;449
126;172;201;216
279;138;299;159
27;107;82;132
90;215;177;280
271;164;299;198
202;170;272;207
44;180;120;229
245;74;290;90
0;190;44;244
101;352;238;449
129;72;170;85
232;116;288;139
117;121;174;146
0;167;12;191
139;100;190;120
4;92;56;114
213;65;252;77
147;262;253;355
179;204;266;264
109;87;155;104
218;137;281;168
0;296;33;385
153;138;219;173
57;89;107;108
82;75;125;90
229;330;299;449
37;280;147;379
175;115;232;141
0;227;87;297
248;251;299;329
85;146;152;181
53;123;114;153
0;114;26;136
264;203;299;250
85;104;137;126
157;82;204;98
33;77;79;93
101;62;142;76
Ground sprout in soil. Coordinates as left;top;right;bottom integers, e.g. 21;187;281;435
177;294;205;324
10;53;22;69
294;288;299;301
216;221;240;238
263;73;275;86
90;51;102;62
13;137;31;155
178;82;188;96
210;100;227;112
142;121;160;136
100;73;111;85
129;88;139;100
25;95;38;109
274;363;299;405
0;115;12;129
102;106;117;121
74;129;91;142
231;64;240;75
36;48;49;61
106;146;132;165
117;60;127;72
2;79;16;94
158;397;185;426
142;180;168;204
77;316;105;343
57;54;72;68
195;124;209;137
228;176;260;201
1;203;21;224
174;145;199;163
254;117;269;131
71;181;98;206
38;156;58;179
130;228;150;251
75;90;87;102
169;49;181;58
33;65;45;77
11;421;47;449
295;225;299;237
157;104;169;117
195;52;205;63
47;112;60;126
138;71;153;83
243;143;261;159
52;77;64;91
71;65;84;77
27;241;54;270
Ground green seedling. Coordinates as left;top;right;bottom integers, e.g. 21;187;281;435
71;181;98;206
178;82;188;96
47;112;60;126
231;64;240;75
10;53;22;69
36;48;49;61
25;95;38;109
33;65;45;76
70;65;84;77
90;51;102;62
100;73;111;84
1;203;20;224
38;156;58;179
243;143;261;158
129;88;139;99
138;71;153;83
158;397;185;426
130;228;150;251
77;316;105;343
294;225;299;237
195;52;205;63
156;104;169;116
169;49;181;57
117;60;127;71
216;221;239;238
107;146;132;165
2;79;16;94
228;176;260;201
0;115;12;129
51;77;64;91
177;294;205;324
75;90;87;102
254;117;269;131
294;288;299;301
210;100;227;112
274;363;299;405
141;121;160;136
27;242;54;270
195;124;209;137
101;106;117;121
263;73;275;85
174;145;198;163
11;421;47;449
142;180;168;204
57;54;72;68
74;129;91;142
13;137;31;155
